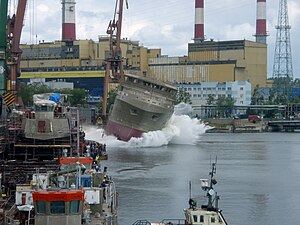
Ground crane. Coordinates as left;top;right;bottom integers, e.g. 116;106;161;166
0;0;27;107
102;0;128;120
0;0;9;94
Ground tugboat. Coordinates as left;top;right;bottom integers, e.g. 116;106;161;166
183;160;228;225
132;160;228;225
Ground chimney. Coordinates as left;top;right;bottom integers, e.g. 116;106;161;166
62;0;76;41
255;0;268;44
194;0;204;42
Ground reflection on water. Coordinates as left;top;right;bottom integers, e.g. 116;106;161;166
86;127;300;225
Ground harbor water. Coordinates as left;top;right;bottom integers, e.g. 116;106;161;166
85;116;300;225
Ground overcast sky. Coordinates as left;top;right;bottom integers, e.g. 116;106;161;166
19;0;300;79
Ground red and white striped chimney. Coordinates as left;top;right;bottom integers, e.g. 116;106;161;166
194;0;204;42
62;0;76;41
255;0;267;44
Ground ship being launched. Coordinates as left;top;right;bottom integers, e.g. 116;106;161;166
106;74;177;141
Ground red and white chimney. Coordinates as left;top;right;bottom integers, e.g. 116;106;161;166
255;0;267;44
194;0;204;42
62;0;76;41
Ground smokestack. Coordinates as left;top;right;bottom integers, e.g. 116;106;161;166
194;0;204;42
255;0;268;44
62;0;76;41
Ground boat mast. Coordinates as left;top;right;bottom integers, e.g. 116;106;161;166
102;0;127;120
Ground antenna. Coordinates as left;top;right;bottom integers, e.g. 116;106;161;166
189;181;192;200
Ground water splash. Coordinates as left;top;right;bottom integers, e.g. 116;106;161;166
84;114;209;148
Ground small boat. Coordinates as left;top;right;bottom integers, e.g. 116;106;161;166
183;161;228;225
133;160;228;225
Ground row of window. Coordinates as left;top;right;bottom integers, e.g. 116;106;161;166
36;200;80;215
193;215;221;223
182;87;246;91
192;94;228;98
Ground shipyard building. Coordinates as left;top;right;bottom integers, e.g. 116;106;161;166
20;39;267;100
148;40;267;91
19;0;269;106
19;37;161;103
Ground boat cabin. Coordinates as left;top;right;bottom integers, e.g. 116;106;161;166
32;190;84;225
184;207;227;225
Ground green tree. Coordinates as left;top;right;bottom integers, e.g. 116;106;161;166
269;77;293;105
176;89;191;104
215;96;234;118
18;82;52;107
18;82;87;107
62;88;87;106
206;94;215;105
251;85;264;105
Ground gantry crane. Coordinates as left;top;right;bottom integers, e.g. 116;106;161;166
102;0;128;119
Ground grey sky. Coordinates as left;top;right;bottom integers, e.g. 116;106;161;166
20;0;300;79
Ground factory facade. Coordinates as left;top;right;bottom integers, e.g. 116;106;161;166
149;40;267;92
18;0;269;106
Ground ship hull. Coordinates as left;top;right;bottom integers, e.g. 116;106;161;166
106;119;144;141
105;74;177;141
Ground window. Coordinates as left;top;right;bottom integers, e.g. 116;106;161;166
70;200;80;214
36;200;46;214
227;87;231;90
152;115;159;121
41;105;48;111
50;201;65;214
130;109;138;116
193;215;198;222
200;215;204;222
240;87;244;90
211;217;216;223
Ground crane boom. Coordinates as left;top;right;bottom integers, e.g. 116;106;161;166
0;0;9;94
7;0;28;93
102;0;126;118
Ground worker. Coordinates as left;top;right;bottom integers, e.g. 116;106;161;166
95;155;99;165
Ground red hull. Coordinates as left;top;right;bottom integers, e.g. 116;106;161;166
106;120;144;141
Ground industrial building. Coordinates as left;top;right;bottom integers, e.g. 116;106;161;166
19;0;269;104
148;0;268;92
19;37;161;102
149;40;267;92
177;81;252;106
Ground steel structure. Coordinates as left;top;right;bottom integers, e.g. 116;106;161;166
272;0;293;79
6;0;28;94
0;0;9;94
102;0;127;118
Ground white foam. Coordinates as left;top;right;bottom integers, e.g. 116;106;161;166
84;114;209;148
